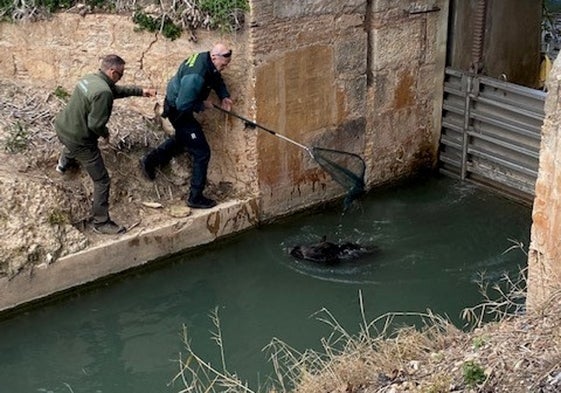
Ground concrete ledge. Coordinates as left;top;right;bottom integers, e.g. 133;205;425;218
0;198;260;312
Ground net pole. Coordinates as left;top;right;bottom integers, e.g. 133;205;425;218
213;105;312;156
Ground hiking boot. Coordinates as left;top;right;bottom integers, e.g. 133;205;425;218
187;194;217;209
139;157;156;181
56;160;80;174
93;220;126;235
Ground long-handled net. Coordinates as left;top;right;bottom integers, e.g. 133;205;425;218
311;146;365;207
214;105;366;207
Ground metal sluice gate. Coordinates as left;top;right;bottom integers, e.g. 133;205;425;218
439;67;546;204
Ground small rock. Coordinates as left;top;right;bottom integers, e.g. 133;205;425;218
167;205;191;218
142;201;163;209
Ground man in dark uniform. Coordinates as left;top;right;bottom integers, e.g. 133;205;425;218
140;43;233;209
55;54;157;235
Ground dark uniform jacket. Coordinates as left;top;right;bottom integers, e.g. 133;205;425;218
55;71;143;145
165;51;230;117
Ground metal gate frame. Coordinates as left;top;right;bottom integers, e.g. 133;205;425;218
439;67;546;204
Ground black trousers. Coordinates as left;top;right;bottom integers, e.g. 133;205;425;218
147;108;211;194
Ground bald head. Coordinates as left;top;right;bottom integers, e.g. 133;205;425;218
211;43;231;56
210;43;232;72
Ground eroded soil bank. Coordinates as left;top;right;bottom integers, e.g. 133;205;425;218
0;79;246;279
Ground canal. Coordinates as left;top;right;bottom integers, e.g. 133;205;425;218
0;175;531;393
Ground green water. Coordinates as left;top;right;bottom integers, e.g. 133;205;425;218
0;175;531;393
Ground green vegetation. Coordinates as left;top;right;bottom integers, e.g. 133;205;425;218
462;360;486;387
3;122;30;153
132;11;182;41
0;0;249;39
0;0;110;21
134;0;249;38
197;0;248;32
472;335;486;349
53;85;70;101
47;209;69;226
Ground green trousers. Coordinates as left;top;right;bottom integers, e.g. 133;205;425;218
57;138;111;225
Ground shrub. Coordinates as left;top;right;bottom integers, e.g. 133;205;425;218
462;360;486;387
0;0;249;39
132;11;182;41
53;85;70;101
197;0;248;32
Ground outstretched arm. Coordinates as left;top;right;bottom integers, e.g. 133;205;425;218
113;85;157;99
142;88;157;97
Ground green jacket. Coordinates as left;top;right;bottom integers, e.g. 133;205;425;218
165;51;230;114
55;71;143;145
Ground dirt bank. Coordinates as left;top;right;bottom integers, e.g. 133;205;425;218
0;79;240;278
294;297;561;393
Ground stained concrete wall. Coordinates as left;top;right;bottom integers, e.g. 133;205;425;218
527;55;561;309
366;0;448;188
248;1;368;215
249;0;449;218
0;200;260;312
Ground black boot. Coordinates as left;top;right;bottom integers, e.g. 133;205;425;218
139;156;156;181
187;190;217;209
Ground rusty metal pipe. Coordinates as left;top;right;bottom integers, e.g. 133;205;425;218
471;0;487;74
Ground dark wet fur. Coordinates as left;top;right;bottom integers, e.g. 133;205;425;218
289;236;377;264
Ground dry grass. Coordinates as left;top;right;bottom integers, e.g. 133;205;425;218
1;0;247;41
171;275;561;393
170;307;254;393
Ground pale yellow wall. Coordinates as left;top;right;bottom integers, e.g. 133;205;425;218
527;55;561;309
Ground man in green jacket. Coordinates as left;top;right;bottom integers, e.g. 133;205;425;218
55;54;157;235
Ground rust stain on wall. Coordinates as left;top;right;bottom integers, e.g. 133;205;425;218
255;45;335;190
206;212;221;236
295;168;328;192
393;70;415;110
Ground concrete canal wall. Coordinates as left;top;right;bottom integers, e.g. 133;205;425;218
528;55;561;309
0;0;451;311
249;0;449;217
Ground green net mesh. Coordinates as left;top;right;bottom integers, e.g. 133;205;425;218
311;147;366;208
212;105;366;208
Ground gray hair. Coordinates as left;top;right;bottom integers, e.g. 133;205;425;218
100;54;125;71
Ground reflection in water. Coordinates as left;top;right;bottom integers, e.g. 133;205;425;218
0;175;531;393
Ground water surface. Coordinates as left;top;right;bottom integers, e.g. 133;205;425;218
0;175;531;393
